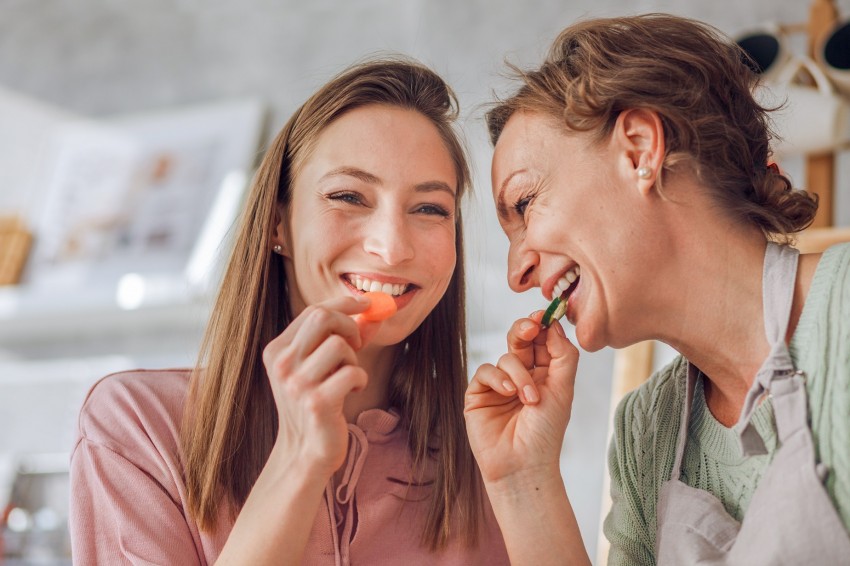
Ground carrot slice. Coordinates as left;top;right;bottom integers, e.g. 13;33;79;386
359;291;397;321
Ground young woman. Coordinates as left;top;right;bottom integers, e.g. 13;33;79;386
464;14;850;565
70;59;508;565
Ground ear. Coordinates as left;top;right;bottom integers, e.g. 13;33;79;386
271;204;292;258
613;108;665;196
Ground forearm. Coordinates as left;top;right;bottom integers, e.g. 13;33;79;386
484;466;590;566
216;453;330;565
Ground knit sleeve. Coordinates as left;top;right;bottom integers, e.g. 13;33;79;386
603;388;656;565
603;358;685;566
798;242;850;530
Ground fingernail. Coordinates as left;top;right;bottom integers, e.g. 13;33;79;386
502;380;516;393
519;321;536;332
523;385;539;403
553;322;566;337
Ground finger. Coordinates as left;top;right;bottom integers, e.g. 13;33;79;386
315;365;370;404
527;309;558;368
291;305;365;357
497;353;539;404
352;317;383;349
295;334;359;384
505;316;543;369
466;363;519;397
266;295;369;357
264;300;367;376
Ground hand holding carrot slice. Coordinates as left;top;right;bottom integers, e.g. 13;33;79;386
352;291;397;347
357;291;397;321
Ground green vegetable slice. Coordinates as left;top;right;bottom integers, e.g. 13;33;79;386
541;295;567;327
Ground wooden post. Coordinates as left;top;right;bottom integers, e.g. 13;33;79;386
806;0;838;228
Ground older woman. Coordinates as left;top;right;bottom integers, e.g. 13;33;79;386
465;14;850;565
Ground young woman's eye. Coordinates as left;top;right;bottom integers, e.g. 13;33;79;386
414;204;451;217
327;191;364;205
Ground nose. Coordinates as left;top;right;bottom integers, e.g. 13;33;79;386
507;240;539;293
362;209;415;265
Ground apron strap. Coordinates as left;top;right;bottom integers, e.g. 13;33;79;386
734;243;800;456
769;370;810;445
670;364;700;480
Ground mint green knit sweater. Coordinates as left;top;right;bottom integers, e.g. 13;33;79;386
603;243;850;565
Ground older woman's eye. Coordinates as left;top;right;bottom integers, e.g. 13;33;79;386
514;196;532;217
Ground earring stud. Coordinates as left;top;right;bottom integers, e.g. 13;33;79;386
272;244;283;254
637;166;652;179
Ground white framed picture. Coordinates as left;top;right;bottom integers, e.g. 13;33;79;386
24;98;266;306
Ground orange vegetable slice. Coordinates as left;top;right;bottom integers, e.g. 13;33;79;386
359;291;397;321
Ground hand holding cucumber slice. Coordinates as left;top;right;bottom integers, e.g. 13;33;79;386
541;294;567;328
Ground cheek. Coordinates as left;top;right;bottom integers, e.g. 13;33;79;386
418;226;456;284
527;206;560;240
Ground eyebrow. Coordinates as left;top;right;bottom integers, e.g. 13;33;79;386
495;169;528;220
320;166;456;198
320;166;381;185
413;180;456;198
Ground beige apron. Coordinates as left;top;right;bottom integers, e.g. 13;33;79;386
655;243;850;565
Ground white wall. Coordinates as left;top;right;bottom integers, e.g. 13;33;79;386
1;1;848;562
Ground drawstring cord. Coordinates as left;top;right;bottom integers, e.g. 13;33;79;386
327;425;370;566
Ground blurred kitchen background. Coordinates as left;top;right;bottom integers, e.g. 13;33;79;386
1;0;849;563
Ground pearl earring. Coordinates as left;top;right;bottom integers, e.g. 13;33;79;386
272;244;283;254
637;166;652;179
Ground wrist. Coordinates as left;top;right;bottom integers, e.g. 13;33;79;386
484;463;565;500
483;465;589;565
263;442;335;491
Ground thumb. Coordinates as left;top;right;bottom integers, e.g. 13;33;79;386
544;320;579;391
353;315;383;349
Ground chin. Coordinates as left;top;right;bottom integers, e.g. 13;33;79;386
370;325;412;348
574;323;607;353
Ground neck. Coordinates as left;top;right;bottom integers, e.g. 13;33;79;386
343;343;396;423
631;189;773;425
664;234;769;421
651;226;817;426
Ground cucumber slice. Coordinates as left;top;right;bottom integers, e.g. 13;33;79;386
541;295;567;327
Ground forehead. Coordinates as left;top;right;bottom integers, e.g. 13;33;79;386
302;104;457;187
491;111;563;196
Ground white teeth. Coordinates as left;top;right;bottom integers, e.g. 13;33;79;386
346;275;409;296
554;277;570;297
550;266;580;299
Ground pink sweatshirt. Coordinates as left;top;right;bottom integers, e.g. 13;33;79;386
69;369;509;565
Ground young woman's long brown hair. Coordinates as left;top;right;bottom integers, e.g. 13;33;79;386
180;58;481;550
